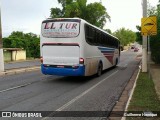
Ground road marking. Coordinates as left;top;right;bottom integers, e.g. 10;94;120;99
56;70;118;111
0;83;32;93
41;70;118;120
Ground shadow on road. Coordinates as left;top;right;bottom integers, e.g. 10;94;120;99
43;66;116;84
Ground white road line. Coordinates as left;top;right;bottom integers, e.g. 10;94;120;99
42;70;118;120
57;70;118;111
0;83;32;93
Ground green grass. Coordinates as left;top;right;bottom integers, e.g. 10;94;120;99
126;72;160;120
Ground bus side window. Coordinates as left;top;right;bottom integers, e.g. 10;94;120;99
101;33;105;46
104;34;107;46
99;32;102;46
106;35;110;47
94;30;98;44
109;37;113;47
89;28;94;44
113;39;116;48
85;25;94;44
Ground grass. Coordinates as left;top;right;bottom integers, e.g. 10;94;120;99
126;72;160;120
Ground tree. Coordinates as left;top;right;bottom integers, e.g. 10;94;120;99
50;8;63;18
113;28;136;46
143;3;160;64
150;35;160;64
50;0;110;28
147;3;157;16
135;25;142;45
150;5;160;64
104;29;112;34
86;2;110;28
3;31;40;58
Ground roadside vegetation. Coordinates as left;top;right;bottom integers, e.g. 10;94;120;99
127;72;160;120
136;3;160;64
113;28;136;47
3;31;40;58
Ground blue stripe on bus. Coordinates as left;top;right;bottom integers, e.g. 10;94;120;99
101;50;114;53
98;47;115;53
98;47;115;51
41;64;85;76
98;46;115;64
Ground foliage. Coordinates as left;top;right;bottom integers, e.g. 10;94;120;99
146;3;160;64
50;8;63;18
150;35;160;64
135;25;142;45
86;2;110;28
147;3;157;16
113;28;136;46
50;0;110;28
3;31;40;58
104;29;112;34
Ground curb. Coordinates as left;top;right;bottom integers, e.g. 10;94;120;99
0;66;40;76
109;64;141;120
121;68;141;120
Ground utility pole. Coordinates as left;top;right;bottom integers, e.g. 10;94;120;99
0;1;4;72
142;0;147;72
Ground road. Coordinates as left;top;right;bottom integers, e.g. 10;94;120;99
0;50;141;120
4;60;41;70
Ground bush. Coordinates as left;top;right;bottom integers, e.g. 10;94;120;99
150;36;160;64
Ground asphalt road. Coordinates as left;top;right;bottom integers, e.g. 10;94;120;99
0;50;141;120
4;60;41;70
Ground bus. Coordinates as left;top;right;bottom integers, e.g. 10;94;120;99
40;18;120;76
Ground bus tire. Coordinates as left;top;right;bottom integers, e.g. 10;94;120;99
114;58;118;67
97;62;103;77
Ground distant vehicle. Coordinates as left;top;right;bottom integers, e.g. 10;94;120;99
134;47;139;52
40;18;120;76
131;45;135;49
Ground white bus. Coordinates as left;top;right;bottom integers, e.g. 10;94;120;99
40;18;120;76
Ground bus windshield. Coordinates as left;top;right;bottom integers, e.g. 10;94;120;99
41;20;80;38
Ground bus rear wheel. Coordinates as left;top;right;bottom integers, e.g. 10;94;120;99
97;62;103;77
114;58;118;67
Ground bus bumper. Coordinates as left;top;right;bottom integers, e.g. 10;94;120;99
41;64;85;76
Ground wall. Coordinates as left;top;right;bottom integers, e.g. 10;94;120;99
12;50;26;61
4;51;12;61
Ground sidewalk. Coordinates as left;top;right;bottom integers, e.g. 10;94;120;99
150;63;160;99
0;59;41;76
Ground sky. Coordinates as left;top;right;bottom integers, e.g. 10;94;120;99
1;0;159;37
